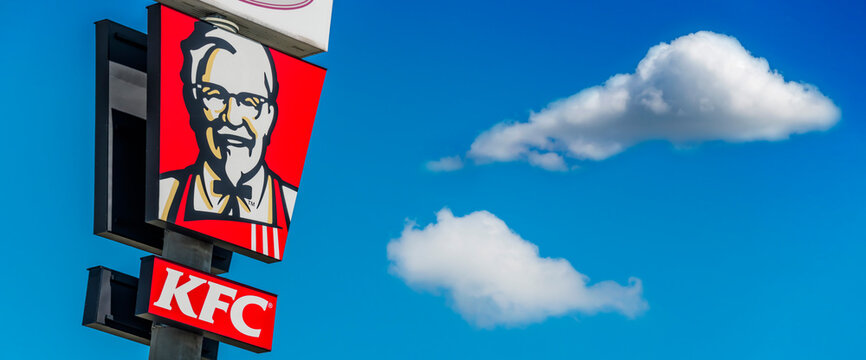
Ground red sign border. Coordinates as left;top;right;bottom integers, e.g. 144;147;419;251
239;0;315;10
143;4;326;263
135;256;278;353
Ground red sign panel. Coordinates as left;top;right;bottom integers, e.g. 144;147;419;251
136;256;278;353
146;5;327;263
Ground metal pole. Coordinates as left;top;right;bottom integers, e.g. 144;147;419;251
148;230;214;360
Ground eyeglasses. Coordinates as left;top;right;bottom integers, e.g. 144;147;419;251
194;82;273;116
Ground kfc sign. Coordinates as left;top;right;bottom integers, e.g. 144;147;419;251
154;0;332;57
137;256;277;353
146;5;327;263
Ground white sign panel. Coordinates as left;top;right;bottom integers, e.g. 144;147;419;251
156;0;333;58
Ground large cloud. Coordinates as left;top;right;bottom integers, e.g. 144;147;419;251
387;209;647;327
465;31;840;169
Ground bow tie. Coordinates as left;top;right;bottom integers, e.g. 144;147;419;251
213;180;253;200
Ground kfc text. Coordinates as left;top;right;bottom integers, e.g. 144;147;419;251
137;256;277;352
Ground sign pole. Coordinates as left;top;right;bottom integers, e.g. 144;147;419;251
149;323;204;360
149;230;213;360
162;230;213;272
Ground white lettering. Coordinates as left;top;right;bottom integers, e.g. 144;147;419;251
153;268;207;318
151;265;273;339
230;295;269;338
198;281;238;324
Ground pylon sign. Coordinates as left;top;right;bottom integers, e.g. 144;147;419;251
153;0;333;57
145;4;327;263
137;256;278;353
88;2;329;356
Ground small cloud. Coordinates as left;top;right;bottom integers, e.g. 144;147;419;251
467;31;840;170
527;151;568;171
425;156;464;172
387;208;647;328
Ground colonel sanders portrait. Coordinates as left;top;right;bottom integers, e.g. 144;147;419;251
158;21;297;231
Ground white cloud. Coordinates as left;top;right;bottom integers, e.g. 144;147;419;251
425;156;464;172
387;209;647;328
527;151;569;171
466;31;840;169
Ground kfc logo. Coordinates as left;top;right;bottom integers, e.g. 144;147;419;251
239;0;314;10
154;268;271;337
148;6;326;263
137;257;278;352
160;22;293;227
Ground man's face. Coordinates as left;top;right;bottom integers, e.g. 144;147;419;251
193;43;276;184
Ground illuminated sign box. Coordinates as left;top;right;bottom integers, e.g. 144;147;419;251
154;0;332;57
145;5;327;263
136;256;278;353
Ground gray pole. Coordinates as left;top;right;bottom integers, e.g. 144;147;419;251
148;230;214;360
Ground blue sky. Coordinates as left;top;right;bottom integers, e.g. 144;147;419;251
1;0;865;359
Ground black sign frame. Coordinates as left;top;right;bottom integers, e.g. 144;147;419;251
94;19;232;274
82;265;220;360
